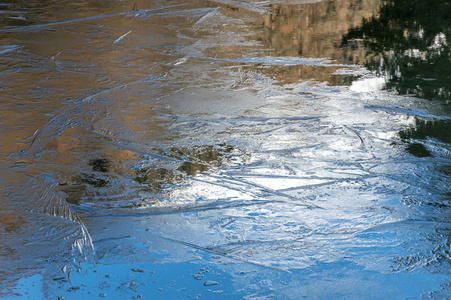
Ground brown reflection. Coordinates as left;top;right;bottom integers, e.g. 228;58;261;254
0;0;188;161
262;2;380;59
254;0;381;84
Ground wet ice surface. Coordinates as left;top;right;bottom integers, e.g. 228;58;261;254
1;0;451;299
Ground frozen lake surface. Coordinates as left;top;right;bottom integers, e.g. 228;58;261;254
1;0;450;298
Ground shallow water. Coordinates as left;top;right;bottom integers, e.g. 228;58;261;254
1;0;450;299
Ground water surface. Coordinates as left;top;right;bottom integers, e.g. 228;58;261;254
1;0;450;298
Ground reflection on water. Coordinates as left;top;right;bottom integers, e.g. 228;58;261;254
261;1;379;60
344;0;451;102
255;0;381;84
400;119;451;144
344;0;451;163
400;118;451;157
1;0;451;298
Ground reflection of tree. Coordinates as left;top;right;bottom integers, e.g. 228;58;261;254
343;0;451;102
399;118;451;157
400;119;451;144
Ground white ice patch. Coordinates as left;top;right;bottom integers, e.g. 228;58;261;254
350;77;386;93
